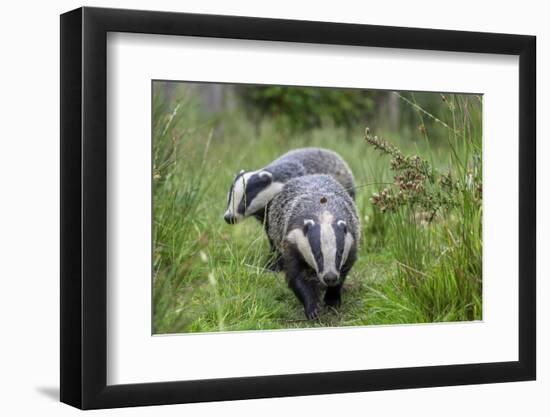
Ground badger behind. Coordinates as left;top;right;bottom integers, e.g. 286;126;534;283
224;147;355;225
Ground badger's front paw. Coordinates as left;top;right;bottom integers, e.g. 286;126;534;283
324;292;341;308
324;286;342;309
304;303;320;320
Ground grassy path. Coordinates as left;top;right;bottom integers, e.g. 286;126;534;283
152;87;482;334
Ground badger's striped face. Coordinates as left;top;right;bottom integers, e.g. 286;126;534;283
286;211;354;286
224;170;283;224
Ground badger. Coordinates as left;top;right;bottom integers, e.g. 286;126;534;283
267;174;360;319
223;148;355;226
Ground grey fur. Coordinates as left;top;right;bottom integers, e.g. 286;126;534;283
267;174;360;253
224;147;355;224
263;148;355;195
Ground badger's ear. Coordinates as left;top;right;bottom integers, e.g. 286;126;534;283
258;170;273;183
303;219;315;233
239;169;245;175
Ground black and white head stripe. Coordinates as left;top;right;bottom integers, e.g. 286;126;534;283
286;211;354;285
224;170;283;222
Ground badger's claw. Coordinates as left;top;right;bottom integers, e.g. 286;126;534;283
305;304;320;320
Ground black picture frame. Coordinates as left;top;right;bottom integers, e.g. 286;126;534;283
60;6;536;410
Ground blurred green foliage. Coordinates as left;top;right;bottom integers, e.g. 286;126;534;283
238;85;378;133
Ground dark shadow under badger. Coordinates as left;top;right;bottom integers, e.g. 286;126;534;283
267;175;360;319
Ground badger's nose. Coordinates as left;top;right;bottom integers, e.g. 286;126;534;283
224;212;235;224
323;272;339;286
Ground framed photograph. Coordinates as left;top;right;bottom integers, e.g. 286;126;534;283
60;6;536;409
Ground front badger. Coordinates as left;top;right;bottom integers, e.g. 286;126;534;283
267;175;360;319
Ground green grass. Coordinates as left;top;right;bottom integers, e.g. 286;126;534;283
152;85;482;334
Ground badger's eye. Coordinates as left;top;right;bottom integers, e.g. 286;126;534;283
337;220;347;233
303;219;315;232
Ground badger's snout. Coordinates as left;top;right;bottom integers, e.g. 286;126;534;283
224;212;236;224
322;272;339;287
224;211;244;224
